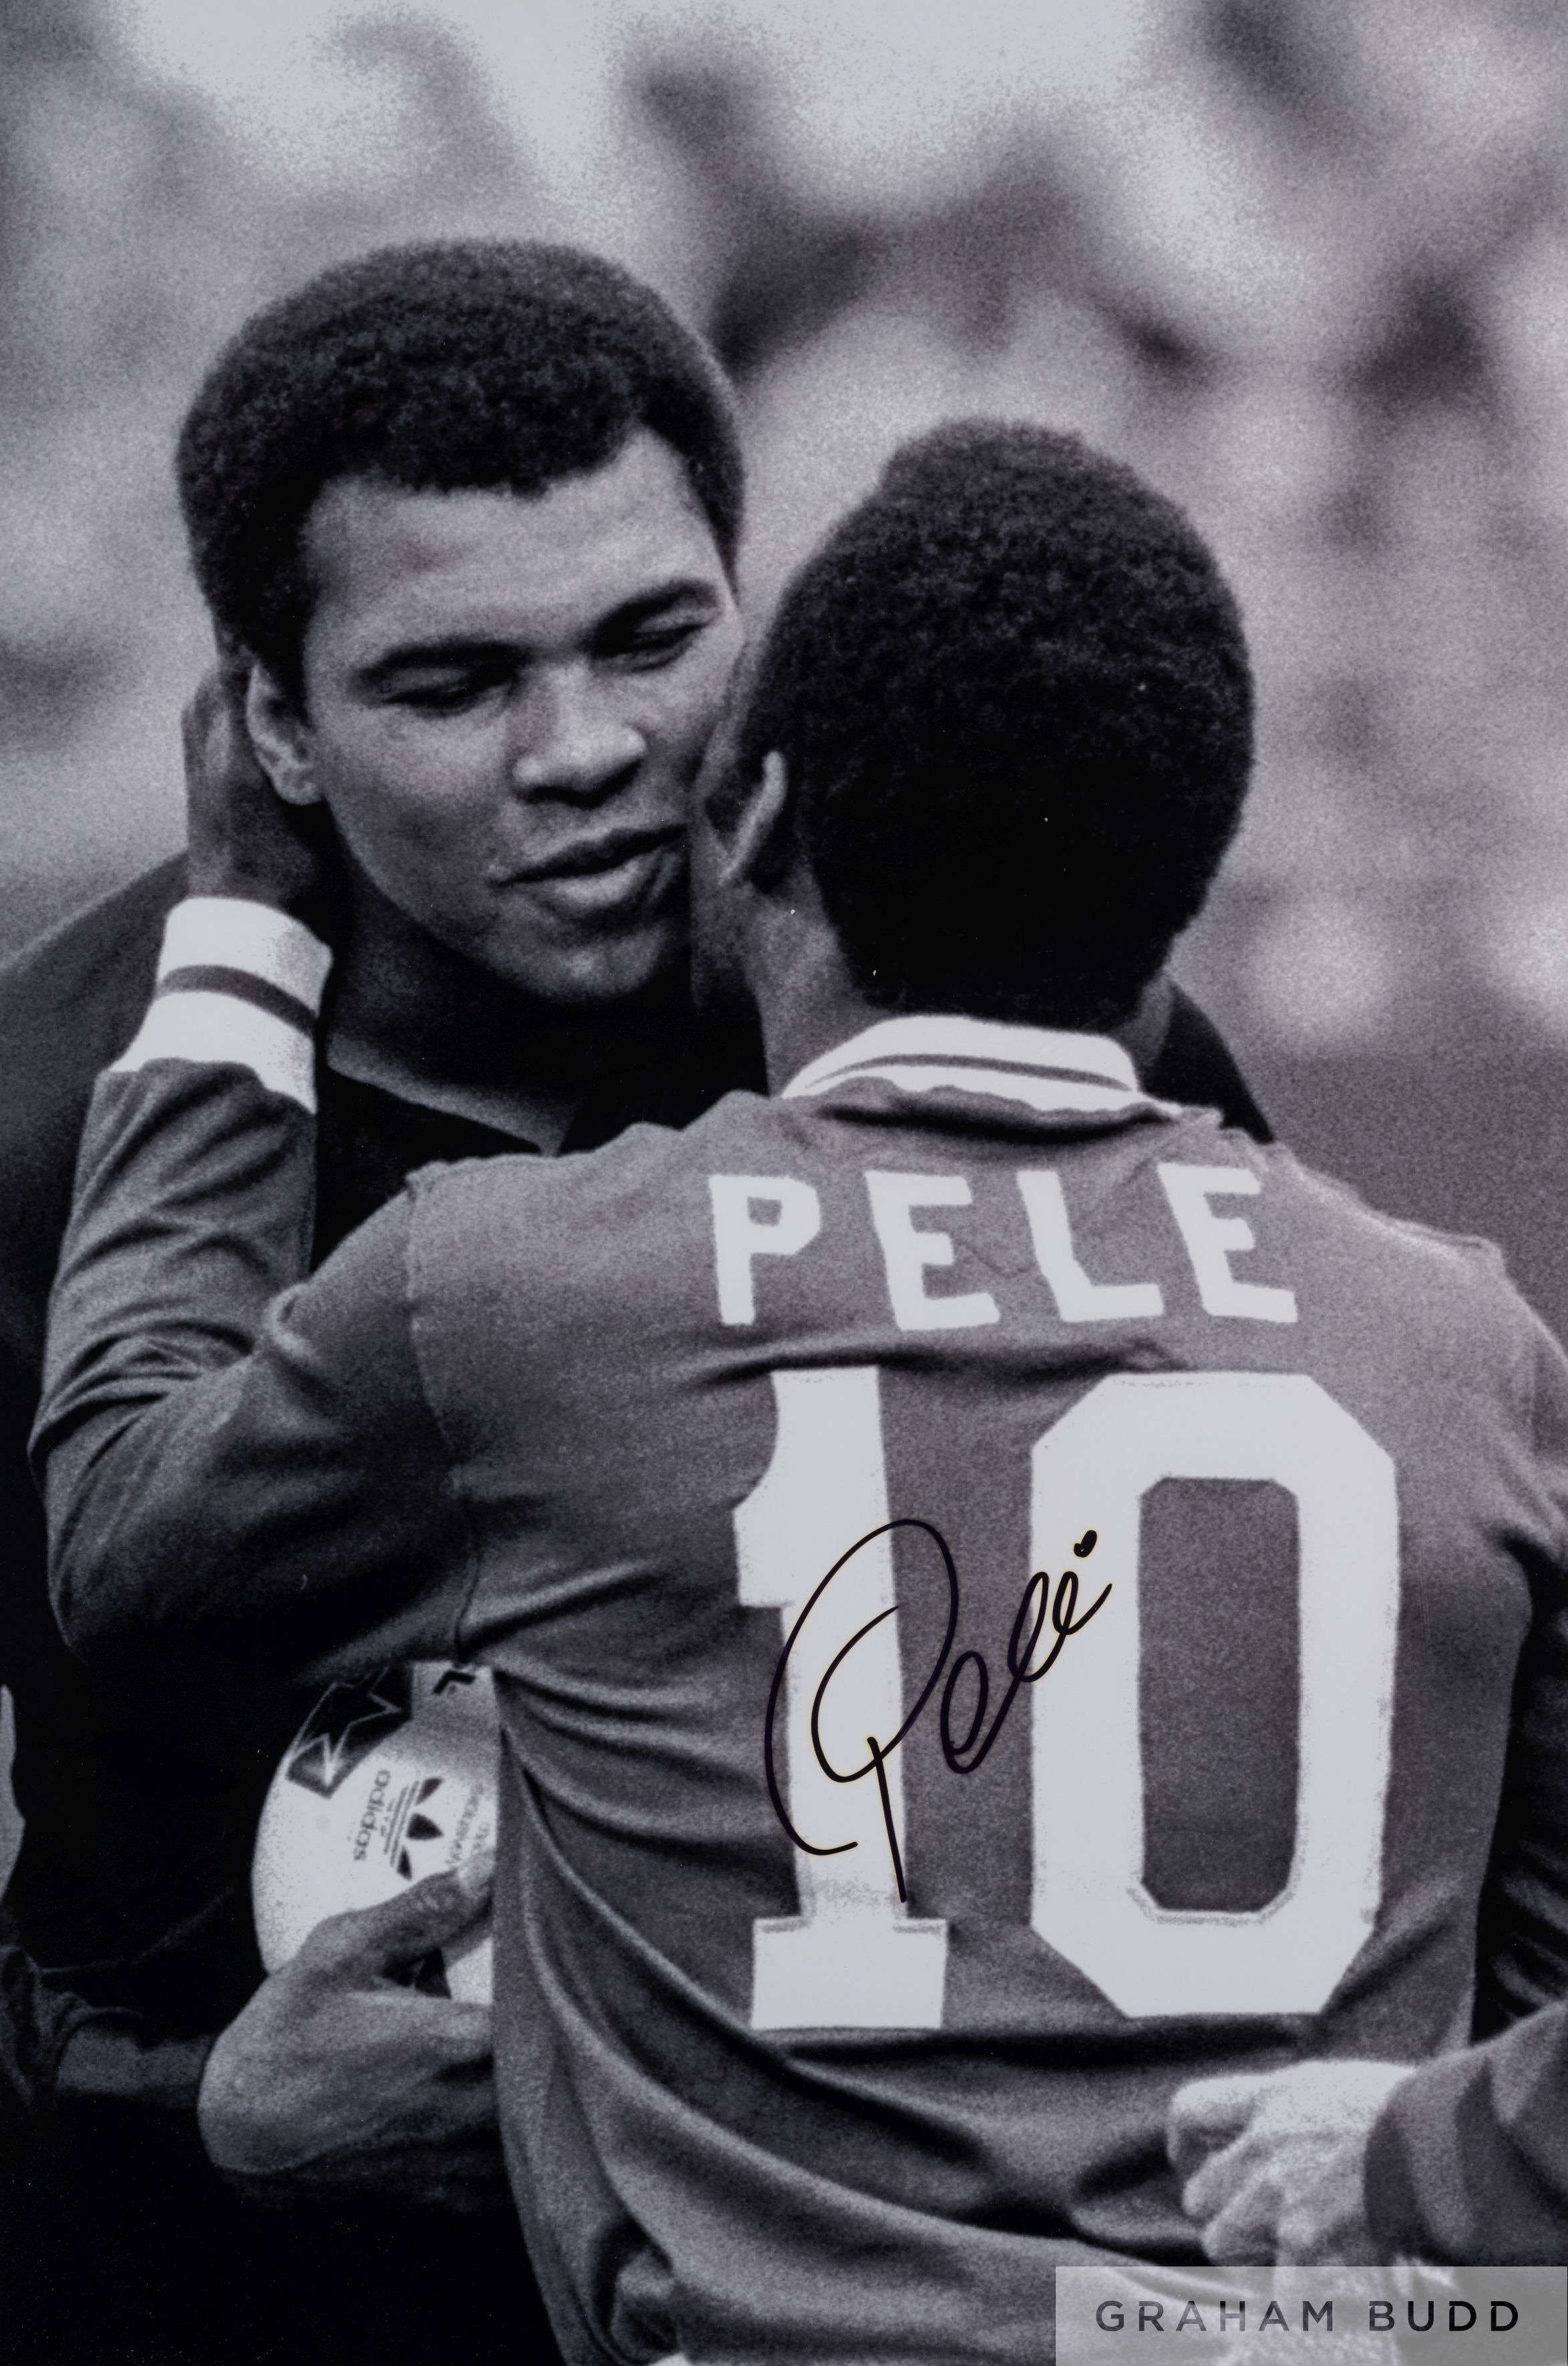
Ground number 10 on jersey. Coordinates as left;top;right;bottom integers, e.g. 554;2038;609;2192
735;1366;1399;2031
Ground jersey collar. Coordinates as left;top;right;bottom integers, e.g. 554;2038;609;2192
781;1013;1181;1122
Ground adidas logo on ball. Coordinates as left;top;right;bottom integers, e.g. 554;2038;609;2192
255;1662;500;2003
395;1776;446;1881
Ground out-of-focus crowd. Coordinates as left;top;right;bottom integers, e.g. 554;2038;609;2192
5;0;1568;1066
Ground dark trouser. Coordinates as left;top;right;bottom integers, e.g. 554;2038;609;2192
2;2121;567;2366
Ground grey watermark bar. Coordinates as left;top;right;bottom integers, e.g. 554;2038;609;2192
1058;2267;1566;2366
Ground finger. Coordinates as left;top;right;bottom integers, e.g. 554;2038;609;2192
357;1991;494;2071
301;1860;494;1978
218;658;262;752
1169;2071;1275;2140
421;1999;496;2076
181;673;226;773
1167;2072;1274;2175
1181;2128;1267;2228
184;693;252;822
1195;2170;1284;2266
1182;2158;1286;2262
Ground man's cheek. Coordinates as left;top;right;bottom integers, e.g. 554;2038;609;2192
360;780;482;875
662;644;743;761
334;799;475;929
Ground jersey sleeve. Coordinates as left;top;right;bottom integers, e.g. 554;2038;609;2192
1365;2001;1568;2262
1366;1318;1568;2260
1471;1315;1568;2033
34;900;472;1684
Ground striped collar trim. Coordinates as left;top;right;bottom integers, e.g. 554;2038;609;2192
781;1014;1176;1120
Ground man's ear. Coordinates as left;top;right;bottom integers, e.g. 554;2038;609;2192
717;750;793;891
245;666;322;808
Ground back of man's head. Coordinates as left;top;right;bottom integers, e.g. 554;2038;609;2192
178;239;744;701
731;420;1252;1032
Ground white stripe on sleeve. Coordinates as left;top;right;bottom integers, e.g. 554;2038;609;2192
156;898;333;1014
112;990;317;1113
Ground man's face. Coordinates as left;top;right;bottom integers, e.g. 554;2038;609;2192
288;431;743;1006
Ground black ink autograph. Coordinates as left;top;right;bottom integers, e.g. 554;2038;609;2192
763;1525;1109;1901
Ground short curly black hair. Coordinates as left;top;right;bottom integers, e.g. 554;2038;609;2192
727;420;1252;1030
176;240;744;701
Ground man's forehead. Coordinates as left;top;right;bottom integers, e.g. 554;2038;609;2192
302;431;725;651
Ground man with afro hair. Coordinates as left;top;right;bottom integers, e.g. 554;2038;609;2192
1;246;1260;2357
176;239;743;707
723;419;1251;1032
37;420;1568;2360
1;233;757;2366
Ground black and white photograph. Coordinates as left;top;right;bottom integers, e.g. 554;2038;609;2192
4;3;1568;2361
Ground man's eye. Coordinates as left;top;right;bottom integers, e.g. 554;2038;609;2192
608;620;705;668
393;675;507;713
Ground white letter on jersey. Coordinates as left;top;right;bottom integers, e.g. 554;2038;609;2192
1029;1372;1398;2016
736;1368;948;2029
1158;1165;1298;1324
864;1173;999;1332
709;1176;822;1325
1017;1170;1164;1322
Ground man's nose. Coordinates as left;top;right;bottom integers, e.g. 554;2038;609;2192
508;666;646;801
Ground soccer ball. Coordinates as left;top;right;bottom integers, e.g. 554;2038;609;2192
252;1661;498;2001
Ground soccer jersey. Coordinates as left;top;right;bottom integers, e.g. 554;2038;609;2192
38;913;1568;2364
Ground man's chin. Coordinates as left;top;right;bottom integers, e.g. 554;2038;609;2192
481;921;692;1012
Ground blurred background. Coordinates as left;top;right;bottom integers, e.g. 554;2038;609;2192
6;0;1568;1326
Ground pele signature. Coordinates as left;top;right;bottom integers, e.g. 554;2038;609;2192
763;1524;1109;1901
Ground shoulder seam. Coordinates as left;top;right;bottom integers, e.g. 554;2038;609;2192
1276;1147;1509;1271
400;1176;489;1663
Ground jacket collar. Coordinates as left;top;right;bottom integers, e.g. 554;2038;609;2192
781;1012;1179;1122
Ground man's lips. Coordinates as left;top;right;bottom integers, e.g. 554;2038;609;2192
496;825;684;885
489;827;684;924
